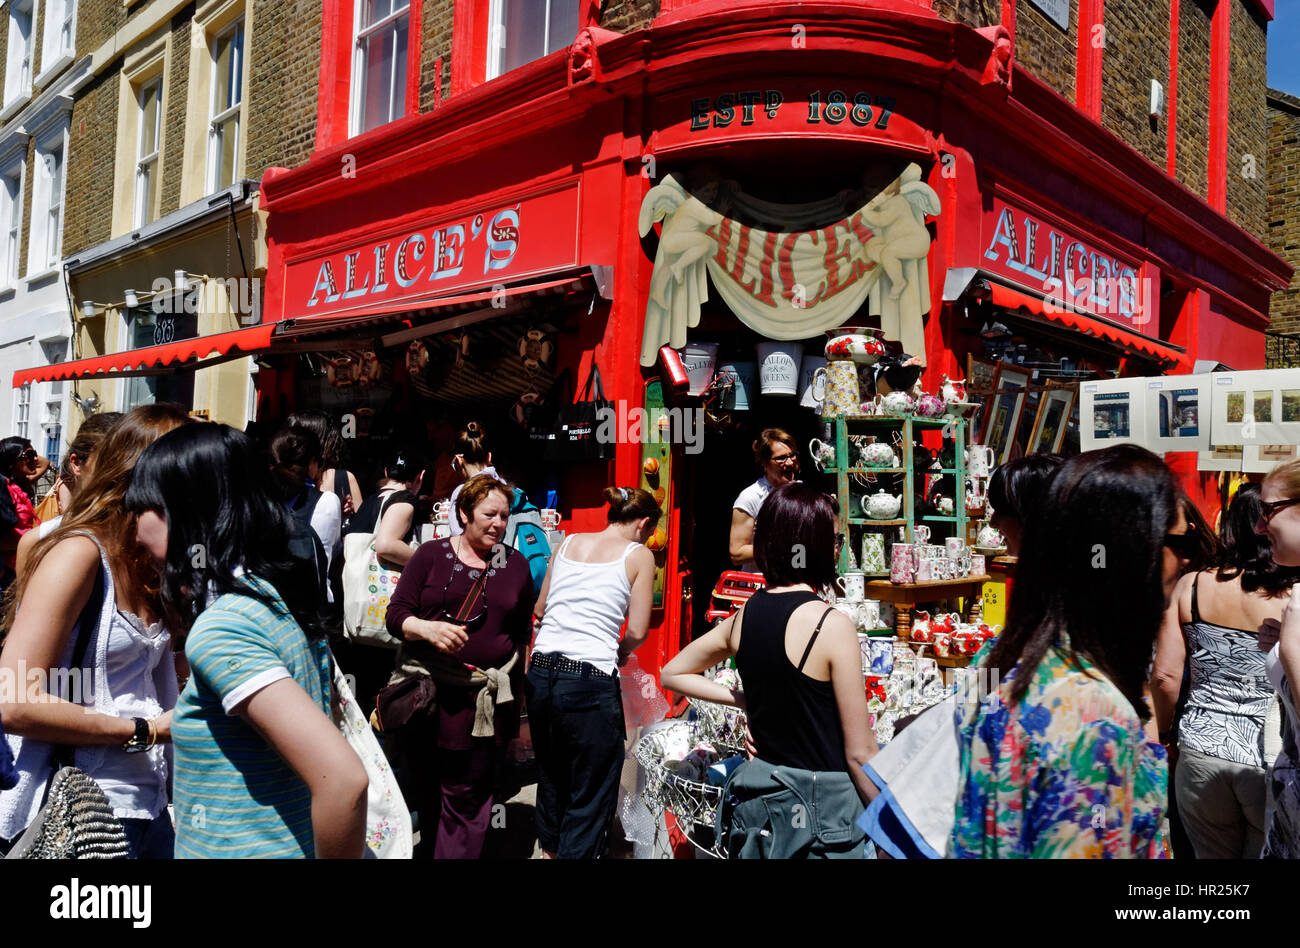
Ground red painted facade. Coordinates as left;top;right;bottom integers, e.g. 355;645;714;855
261;0;1292;677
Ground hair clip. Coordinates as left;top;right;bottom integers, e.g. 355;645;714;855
619;487;629;501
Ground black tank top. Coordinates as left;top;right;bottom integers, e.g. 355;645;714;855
735;588;849;773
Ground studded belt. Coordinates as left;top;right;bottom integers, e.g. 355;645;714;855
529;651;617;681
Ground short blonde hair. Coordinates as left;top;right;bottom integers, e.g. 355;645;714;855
1264;458;1300;500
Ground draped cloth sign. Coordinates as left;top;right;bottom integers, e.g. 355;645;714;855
637;163;941;366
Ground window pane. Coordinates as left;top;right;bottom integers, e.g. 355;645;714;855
361;0;393;29
218;114;238;188
546;0;579;56
214;32;234;111
46;148;62;191
361;28;391;131
392;21;407;120
48;205;60;262
503;0;547;73
140;84;159;155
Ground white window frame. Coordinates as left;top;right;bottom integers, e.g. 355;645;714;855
37;0;77;85
133;77;162;229
349;0;410;136
0;161;24;285
206;17;244;194
485;0;577;81
28;134;65;273
13;382;31;439
4;0;36;109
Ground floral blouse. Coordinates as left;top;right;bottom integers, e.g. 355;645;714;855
951;635;1168;859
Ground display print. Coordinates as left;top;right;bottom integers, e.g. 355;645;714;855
982;362;1030;464
1080;377;1146;451
1092;392;1130;439
1283;390;1300;423
966;355;997;397
1254;391;1274;424
1226;392;1245;424
1142;374;1210;453
1028;381;1076;454
1157;389;1199;438
1199;444;1244;473
1245;442;1300;474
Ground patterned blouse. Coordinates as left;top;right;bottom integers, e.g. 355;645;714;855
951;634;1168;859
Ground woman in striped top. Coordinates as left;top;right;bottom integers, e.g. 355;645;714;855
126;423;368;859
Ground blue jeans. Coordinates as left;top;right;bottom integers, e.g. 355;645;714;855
121;814;175;859
525;661;625;858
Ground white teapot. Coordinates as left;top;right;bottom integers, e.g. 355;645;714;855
861;489;903;520
860;442;898;468
976;521;1005;549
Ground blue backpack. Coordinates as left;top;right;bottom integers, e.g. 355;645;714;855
504;488;551;593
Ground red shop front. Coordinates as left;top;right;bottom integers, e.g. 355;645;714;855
258;0;1291;680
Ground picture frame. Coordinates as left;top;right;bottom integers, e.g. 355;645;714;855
981;362;1031;464
1210;368;1300;445
1244;442;1298;474
1079;376;1146;451
1143;374;1210;454
966;355;998;397
1027;380;1076;454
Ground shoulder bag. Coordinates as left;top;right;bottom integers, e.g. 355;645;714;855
341;490;410;649
545;363;616;462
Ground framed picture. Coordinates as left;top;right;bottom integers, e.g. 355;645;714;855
1143;374;1210;453
1198;444;1244;473
1244;442;1299;474
966;355;997;397
981;362;1031;464
1211;368;1300;445
1079;377;1146;451
1027;380;1076;454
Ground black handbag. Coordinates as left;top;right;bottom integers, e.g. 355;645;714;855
545;363;616;462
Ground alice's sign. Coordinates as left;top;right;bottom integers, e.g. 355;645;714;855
982;198;1148;330
638;163;940;366
284;185;580;317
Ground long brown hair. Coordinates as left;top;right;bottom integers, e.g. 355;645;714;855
1;403;193;638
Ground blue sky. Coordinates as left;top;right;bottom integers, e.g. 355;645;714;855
1269;3;1300;96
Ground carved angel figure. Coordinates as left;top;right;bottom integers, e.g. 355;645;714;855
859;164;942;301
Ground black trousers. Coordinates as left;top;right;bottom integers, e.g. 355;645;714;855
525;661;626;858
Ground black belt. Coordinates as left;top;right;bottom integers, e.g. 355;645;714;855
529;651;617;681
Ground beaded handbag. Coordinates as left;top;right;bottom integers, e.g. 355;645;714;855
6;766;129;860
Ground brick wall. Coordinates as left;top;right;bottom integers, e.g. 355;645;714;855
63;68;120;257
1226;0;1267;241
1100;0;1168;168
1175;0;1211;197
598;0;660;34
931;0;996;29
244;0;322;179
419;0;453;113
77;0;130;53
158;3;194;218
17;140;32;278
1015;0;1077;101
1268;90;1300;335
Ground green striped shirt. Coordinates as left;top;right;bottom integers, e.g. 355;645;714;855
172;579;331;859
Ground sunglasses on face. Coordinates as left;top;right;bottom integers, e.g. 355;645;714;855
1257;496;1300;525
1162;531;1201;560
19;449;37;462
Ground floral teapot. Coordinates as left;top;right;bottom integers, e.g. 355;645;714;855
861;488;903;520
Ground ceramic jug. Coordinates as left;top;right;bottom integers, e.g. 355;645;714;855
814;360;861;418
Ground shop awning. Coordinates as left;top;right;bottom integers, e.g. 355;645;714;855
988;283;1189;368
271;270;596;342
12;323;276;387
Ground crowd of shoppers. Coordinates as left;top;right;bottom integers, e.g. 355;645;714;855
5;401;1300;863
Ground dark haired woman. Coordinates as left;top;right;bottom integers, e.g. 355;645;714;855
286;410;363;520
728;427;799;573
0;437;48;591
270;423;342;595
0;404;191;858
663;482;877;858
987;454;1062;556
385;473;535;858
1151;484;1291;858
447;422;502;538
125;423;368;858
527;486;659;858
952;445;1189;858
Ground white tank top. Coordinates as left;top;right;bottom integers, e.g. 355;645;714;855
533;537;639;675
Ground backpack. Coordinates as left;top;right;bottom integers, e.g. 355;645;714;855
504;488;551;593
285;487;328;603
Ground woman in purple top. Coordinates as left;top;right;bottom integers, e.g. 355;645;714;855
386;473;534;859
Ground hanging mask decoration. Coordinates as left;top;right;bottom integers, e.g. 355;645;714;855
405;340;430;377
517;329;555;372
513;391;544;428
356;351;383;388
327;355;357;388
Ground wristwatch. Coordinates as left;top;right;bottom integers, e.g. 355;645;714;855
122;717;151;754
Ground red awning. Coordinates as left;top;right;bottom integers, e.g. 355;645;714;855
271;273;590;339
988;283;1189;368
12;323;276;387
